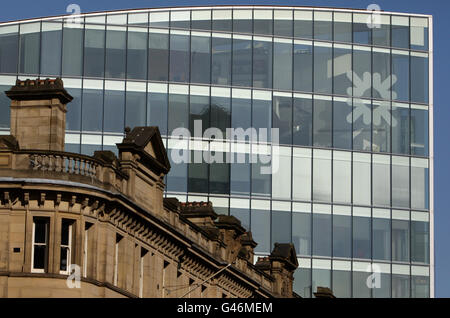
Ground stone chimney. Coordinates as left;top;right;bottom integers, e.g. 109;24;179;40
6;78;73;151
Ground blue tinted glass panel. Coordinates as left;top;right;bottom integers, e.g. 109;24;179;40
62;26;83;76
65;88;81;131
333;100;352;150
191;35;211;84
271;210;291;249
293;97;312;146
19;24;40;75
169;34;189;83
313;99;332;148
333;214;351;258
314;45;332;94
189;95;209;136
0;85;11;128
148;31;169;81
411;221;429;263
392;104;410;155
0;27;18;73
353;216;371;259
411;55;429;104
126;91;146;129
127;29;148;80
232;38;252;87
148;91;167;136
82;89;103;132
40;23;62;76
392;53;410;102
273;42;292;91
292;212;311;255
392;219;410;262
168;93;188;135
210;95;230;136
333;271;351;298
84;28;105;78
188;151;208;193
293;43;312;93
253;40;272;89
211;36;231;86
313;213;331;257
252;208;270;253
103;90;125;133
105;29;126;79
373;218;391;261
411;108;428;156
273;96;292;145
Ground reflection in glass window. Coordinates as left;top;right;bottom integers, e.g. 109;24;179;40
353;14;372;45
373;155;391;207
232;37;252;87
191;10;211;31
126;88;146;129
252;95;271;139
212;35;232;85
353;216;371;259
314;44;332;94
292;211;311;255
210;160;230;194
392;156;410;208
170;33;190;83
0;26;19;74
333;152;351;204
273;95;292;145
313;150;331;202
373;16;390;47
252;206;270;253
312;268;331;295
167;143;187;193
410;17;429;51
293;96;312;146
232;94;251;130
168;92;188;135
392;274;410;298
148;30;169;81
294;10;312;39
353;153;371;206
333;99;352;150
411;158;429;210
19;23;41;75
333;270;351;298
353;271;371;298
41;23;62;76
352;99;372;151
314;12;332;41
189;94;210;136
65;88;82;131
392;219;410;262
0;85;10;129
273;40;293;91
293;41;313;93
233;10;252;33
293;148;311;201
150;12;169;28
373;273;391;298
230;154;250;195
62;25;83;77
411;54;429;104
212;10;232;32
170;11;190;29
392;16;410;49
313;98;332;148
412;276;429;298
191;34;211;84
271;206;291;249
333;13;352;43
313;213;331;256
147;88;168;136
411;106;429;156
392;52;410;102
272;147;291;200
373;217;391;261
333;215;351;258
412;221;429;263
353;47;371;98
188;150;208;193
127;28;148;80
274;11;293;38
105;27;126;79
372;101;391;153
82;89;103;132
294;267;312;298
372;49;391;99
253;38;272;89
211;94;230;135
84;27;105;78
253;10;272;36
103;89;125;133
230;208;249;229
333;45;352;96
392;103;410;154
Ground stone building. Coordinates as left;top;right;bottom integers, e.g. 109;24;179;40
0;78;298;298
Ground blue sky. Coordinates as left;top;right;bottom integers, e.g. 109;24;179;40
1;0;448;297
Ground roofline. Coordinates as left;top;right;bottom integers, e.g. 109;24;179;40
0;4;432;26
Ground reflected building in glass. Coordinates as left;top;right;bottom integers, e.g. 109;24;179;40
0;6;433;298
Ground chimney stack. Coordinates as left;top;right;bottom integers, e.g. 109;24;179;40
6;78;73;151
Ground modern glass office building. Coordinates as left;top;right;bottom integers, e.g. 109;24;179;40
0;6;433;298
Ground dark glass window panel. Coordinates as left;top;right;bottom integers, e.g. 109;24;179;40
170;12;190;29
65;143;80;154
210;162;230;194
334;19;352;43
412;276;429;298
294;13;312;39
292;212;311;255
313;213;331;257
333;47;352;96
81;144;99;156
353;216;371;259
82;89;103;132
230;208;249;230
271;210;291;250
373;273;391;298
373;24;390;47
19;25;40;75
212;11;232;32
40;24;62;76
411;56;429;104
148;31;169;81
353;22;372;45
232;97;251;131
233;11;252;33
353;271;371;298
411;108;429;156
294;268;312;298
314;45;332;94
353;49;372;98
313;99;332;148
188;151;208;193
230;156;250;195
333;271;351;298
210;96;230;136
191;35;211;84
254;11;273;35
34;220;47;244
392;53;410;102
60;247;69;271
274;13;292;37
0;27;18;73
252;208;270;253
232;38;252;87
392;219;410;262
333;215;351;258
411;221;430;263
62;27;83;76
392;20;410;49
149;13;169;28
392;275;410;298
252;40;272;89
314;18;332;41
127;30;148;80
333;100;352;150
148;92;167;136
373;218;391;261
211;37;231;85
352;100;372;152
273;42;292;91
84;28;105;78
103;90;125;133
293;97;312;146
312;269;331;295
273;96;292;145
166;149;187;193
392;159;410;208
293;43;313;93
168;94;188;135
61;222;70;246
0;85;11;128
126;91;146;129
33;245;46;269
373;102;391;153
192;13;211;30
392;105;410;155
189;95;210;136
169;34;190;83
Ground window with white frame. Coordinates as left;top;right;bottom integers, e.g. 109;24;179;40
32;218;49;273
60;219;74;274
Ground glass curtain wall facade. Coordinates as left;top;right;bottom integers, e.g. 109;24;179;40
0;6;433;298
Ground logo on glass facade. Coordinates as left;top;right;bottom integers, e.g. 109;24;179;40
66;4;82;25
366;4;382;29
